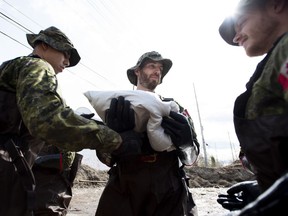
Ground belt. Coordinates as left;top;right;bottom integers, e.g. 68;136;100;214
119;151;177;164
139;154;157;163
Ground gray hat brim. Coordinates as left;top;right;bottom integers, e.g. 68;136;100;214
26;32;80;67
219;0;262;46
127;57;172;86
219;16;238;46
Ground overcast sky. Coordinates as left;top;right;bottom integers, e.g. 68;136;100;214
0;0;264;169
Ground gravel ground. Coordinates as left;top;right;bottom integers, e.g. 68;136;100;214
67;186;231;216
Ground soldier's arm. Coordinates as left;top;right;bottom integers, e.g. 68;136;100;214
16;58;121;153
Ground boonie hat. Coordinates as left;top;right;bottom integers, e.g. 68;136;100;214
219;0;263;46
127;51;172;86
26;26;81;67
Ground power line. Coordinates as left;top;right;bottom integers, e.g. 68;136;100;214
79;62;113;83
0;30;31;50
0;11;33;33
1;0;43;29
0;9;117;89
0;12;29;34
65;69;102;90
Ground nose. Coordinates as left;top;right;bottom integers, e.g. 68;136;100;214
153;68;162;78
233;32;241;45
64;58;70;67
155;67;161;73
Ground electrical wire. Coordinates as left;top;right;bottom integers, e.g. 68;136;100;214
0;30;31;49
1;0;43;29
0;11;33;33
0;5;118;89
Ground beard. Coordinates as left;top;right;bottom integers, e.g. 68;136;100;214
139;72;160;90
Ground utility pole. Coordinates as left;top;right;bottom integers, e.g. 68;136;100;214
193;83;208;167
227;131;235;161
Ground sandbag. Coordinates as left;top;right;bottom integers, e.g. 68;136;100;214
84;90;179;152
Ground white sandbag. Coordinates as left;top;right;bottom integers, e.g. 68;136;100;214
84;90;179;152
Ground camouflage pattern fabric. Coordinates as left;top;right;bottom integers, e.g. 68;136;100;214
246;33;288;119
26;26;80;67
62;151;75;169
36;145;75;170
233;33;288;190
0;56;122;154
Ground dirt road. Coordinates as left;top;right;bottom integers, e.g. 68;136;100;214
66;162;254;216
67;187;230;216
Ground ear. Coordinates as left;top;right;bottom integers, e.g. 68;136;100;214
271;0;287;13
40;42;49;51
134;68;140;76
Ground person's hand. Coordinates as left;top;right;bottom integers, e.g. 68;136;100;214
105;96;135;132
161;111;193;149
161;111;199;166
217;180;261;211
80;113;95;119
237;173;288;216
80;113;104;125
96;131;143;166
112;130;143;158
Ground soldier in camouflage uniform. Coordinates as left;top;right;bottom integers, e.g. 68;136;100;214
216;0;288;214
96;51;200;216
0;26;139;216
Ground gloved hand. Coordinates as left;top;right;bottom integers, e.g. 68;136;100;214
95;130;143;166
105;96;135;132
112;130;143;158
80;113;104;125
161;111;198;166
161;111;193;148
80;113;95;119
217;180;261;211
237;172;288;216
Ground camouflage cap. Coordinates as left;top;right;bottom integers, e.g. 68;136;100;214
26;26;81;67
127;51;172;86
219;0;264;46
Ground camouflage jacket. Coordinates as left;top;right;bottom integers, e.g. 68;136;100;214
246;32;288;119
233;32;288;190
0;56;121;154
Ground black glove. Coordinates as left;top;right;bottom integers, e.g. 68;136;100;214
237;173;288;216
217;180;261;211
80;113;95;119
105;96;135;132
161;111;198;166
112;130;143;158
80;113;104;125
161;111;193;149
96;131;143;166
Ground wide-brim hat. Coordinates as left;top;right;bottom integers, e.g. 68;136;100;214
219;16;238;46
219;0;262;46
26;26;81;67
127;51;172;86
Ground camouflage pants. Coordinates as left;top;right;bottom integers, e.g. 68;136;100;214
32;167;72;216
